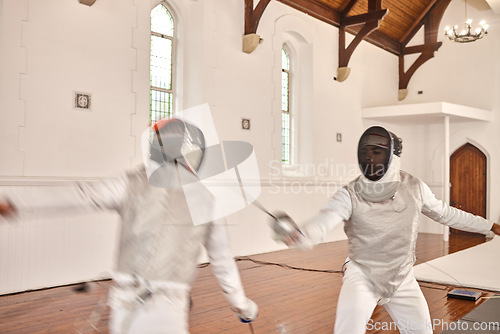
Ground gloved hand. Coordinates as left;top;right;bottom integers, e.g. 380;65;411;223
0;200;16;218
224;291;258;323
235;298;258;323
491;223;500;236
270;212;311;249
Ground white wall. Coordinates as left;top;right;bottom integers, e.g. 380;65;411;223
0;0;141;294
0;0;498;293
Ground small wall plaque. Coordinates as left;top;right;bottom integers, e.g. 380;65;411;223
242;118;251;130
74;91;92;111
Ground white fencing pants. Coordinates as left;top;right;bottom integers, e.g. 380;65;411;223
109;278;191;334
334;262;432;334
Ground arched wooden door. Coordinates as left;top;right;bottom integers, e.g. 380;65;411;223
450;143;487;237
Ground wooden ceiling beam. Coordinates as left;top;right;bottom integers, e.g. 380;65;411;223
403;43;441;55
400;0;440;45
339;21;379;68
398;0;451;100
279;0;401;56
337;0;388;81
277;0;340;26
243;0;271;53
356;30;401;55
342;10;387;26
244;0;271;35
241;0;452;97
339;0;358;15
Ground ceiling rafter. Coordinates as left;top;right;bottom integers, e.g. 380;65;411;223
339;0;358;14
241;0;452;100
347;25;400;55
278;0;340;26
243;0;271;53
400;0;441;44
398;0;451;100
337;0;388;81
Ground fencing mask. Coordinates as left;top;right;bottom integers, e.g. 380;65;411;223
356;126;403;202
143;118;206;188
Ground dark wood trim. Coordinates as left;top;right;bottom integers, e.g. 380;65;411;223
277;0;340;26
368;0;382;11
340;20;380;67
339;0;358;15
398;0;450;90
244;0;272;35
403;42;441;55
278;0;400;55
400;0;440;44
399;51;433;89
243;0;450;87
450;143;487;237
425;0;452;41
339;0;387;68
342;9;387;26
351;28;401;55
401;0;448;45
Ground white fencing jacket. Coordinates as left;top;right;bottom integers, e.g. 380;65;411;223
303;171;493;299
8;165;249;306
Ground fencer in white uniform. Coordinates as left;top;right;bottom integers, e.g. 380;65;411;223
0;118;258;333
273;126;500;334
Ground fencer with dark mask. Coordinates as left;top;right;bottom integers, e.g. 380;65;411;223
355;126;402;201
273;126;500;334
0;118;258;333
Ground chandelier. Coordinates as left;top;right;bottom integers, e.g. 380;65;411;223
444;0;488;43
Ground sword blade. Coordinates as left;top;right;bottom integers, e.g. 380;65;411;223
251;200;276;220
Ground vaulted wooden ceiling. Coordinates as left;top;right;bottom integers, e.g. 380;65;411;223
243;0;453;100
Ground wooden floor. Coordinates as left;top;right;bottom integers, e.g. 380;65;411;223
0;233;495;334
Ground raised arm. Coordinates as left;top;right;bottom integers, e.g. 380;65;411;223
301;187;353;245
0;175;128;216
491;223;500;235
420;180;495;235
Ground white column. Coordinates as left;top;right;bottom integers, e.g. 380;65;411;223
443;116;450;241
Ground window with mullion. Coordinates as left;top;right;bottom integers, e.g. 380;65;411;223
150;4;175;124
281;47;291;164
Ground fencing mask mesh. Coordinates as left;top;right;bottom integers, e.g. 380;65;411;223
355;126;403;202
150;118;205;174
142;118;206;188
357;126;402;181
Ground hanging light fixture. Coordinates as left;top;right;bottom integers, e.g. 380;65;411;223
444;0;488;43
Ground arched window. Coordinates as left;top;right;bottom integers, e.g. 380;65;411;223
281;47;291;164
274;19;314;175
150;4;175;124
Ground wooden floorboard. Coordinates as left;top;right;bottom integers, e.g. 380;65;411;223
0;233;495;333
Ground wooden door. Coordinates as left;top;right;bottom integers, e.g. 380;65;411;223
449;143;487;237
